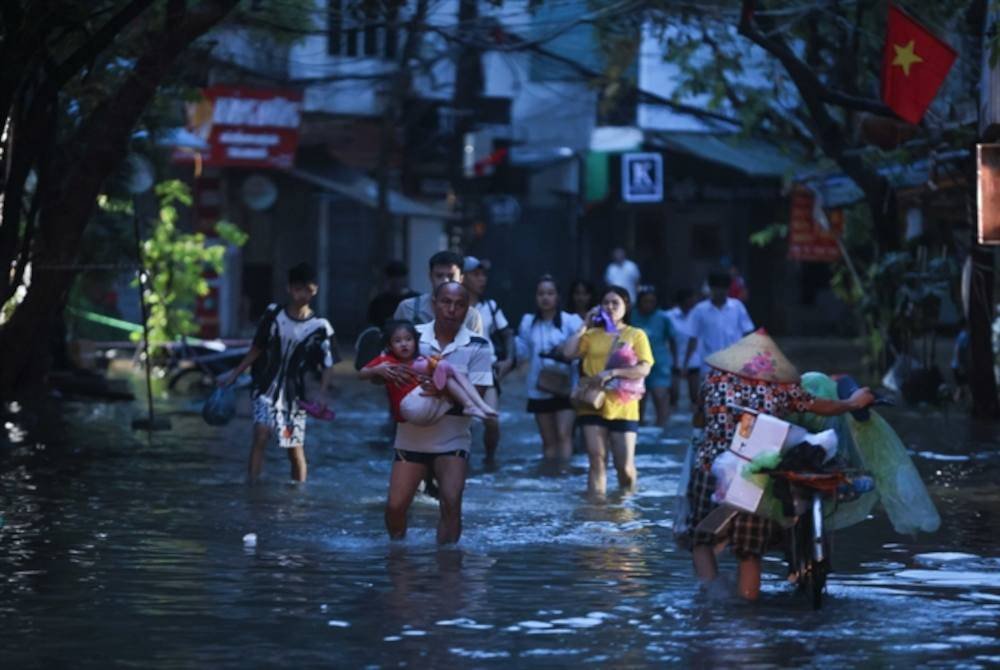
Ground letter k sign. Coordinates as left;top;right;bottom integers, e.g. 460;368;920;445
622;152;663;203
631;162;653;187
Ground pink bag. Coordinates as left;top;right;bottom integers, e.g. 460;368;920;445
605;342;645;403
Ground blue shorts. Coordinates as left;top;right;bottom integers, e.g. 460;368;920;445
575;414;639;433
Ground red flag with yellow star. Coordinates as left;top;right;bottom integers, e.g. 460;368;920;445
880;4;957;124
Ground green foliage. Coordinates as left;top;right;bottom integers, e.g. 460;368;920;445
132;181;247;349
824;204;960;374
749;222;787;248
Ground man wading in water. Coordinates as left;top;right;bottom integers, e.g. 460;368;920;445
370;282;493;544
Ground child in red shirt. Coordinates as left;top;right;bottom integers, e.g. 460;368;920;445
360;320;498;425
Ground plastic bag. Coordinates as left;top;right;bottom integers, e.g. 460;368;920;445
709;450;741;503
202;386;236;426
671;437;696;547
846;410;940;534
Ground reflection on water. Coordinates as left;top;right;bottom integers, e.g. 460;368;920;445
1;376;999;667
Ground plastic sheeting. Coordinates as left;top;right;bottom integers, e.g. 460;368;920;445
798;372;940;534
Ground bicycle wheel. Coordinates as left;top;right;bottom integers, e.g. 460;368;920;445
792;514;824;610
169;367;214;394
802;557;823;610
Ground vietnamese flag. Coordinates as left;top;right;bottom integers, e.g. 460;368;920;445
880;4;957;124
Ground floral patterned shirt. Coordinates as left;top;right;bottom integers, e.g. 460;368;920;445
696;370;816;470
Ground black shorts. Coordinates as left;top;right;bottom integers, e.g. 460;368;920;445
575;414;639;433
393;449;470;466
526;397;573;413
671;366;701;377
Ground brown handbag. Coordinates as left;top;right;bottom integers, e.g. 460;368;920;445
571;375;608;411
570;331;622;411
536;366;572;397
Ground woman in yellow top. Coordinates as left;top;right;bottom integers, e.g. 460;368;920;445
563;286;653;494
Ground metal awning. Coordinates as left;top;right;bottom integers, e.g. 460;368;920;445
799;149;969;208
646;132;804;178
290;166;458;220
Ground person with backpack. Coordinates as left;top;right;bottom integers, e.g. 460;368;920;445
392;251;483;334
462;257;512;464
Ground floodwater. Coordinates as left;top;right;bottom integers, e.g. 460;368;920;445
1;366;999;668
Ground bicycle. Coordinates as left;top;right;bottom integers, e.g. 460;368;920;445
165;337;250;393
765;470;851;610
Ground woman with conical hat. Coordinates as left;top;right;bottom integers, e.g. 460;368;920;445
681;329;873;601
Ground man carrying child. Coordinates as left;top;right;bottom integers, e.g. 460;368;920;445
364;281;492;544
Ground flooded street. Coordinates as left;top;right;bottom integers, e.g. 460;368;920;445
2;366;999;668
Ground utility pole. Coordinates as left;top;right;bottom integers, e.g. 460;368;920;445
375;0;430;267
448;0;484;238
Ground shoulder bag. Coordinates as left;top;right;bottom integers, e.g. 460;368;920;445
570;332;620;411
534;320;571;397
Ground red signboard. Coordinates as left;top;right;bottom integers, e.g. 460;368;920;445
978;144;1000;244
176;85;303;170
788;188;844;262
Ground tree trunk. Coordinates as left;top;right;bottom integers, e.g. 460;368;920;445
0;0;240;400
374;0;430;271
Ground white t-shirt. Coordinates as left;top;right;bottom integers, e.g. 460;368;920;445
516;311;583;400
473;299;509;363
393;322;494;454
688;298;755;373
473;299;509;337
666;306;700;370
250;304;336;411
604;260;641;302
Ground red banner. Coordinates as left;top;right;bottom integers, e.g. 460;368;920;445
788;188;844;262
177;85;303;170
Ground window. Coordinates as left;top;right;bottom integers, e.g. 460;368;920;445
327;0;342;55
328;0;402;61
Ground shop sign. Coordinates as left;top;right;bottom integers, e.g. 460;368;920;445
621;152;663;203
177;85;303;169
788;187;844;262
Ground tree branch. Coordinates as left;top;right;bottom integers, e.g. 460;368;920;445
738;1;895;118
738;0;898;251
42;0;241;262
48;0;157;88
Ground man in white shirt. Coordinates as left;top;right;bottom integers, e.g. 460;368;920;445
682;273;755;376
666;288;702;407
462;256;512;465
604;247;641;302
375;282;493;544
393;250;483;334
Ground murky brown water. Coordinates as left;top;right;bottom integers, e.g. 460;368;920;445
1;366;998;668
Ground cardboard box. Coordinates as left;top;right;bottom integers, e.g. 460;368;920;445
721;413;791;513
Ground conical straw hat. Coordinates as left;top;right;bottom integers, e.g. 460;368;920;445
705;329;800;383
